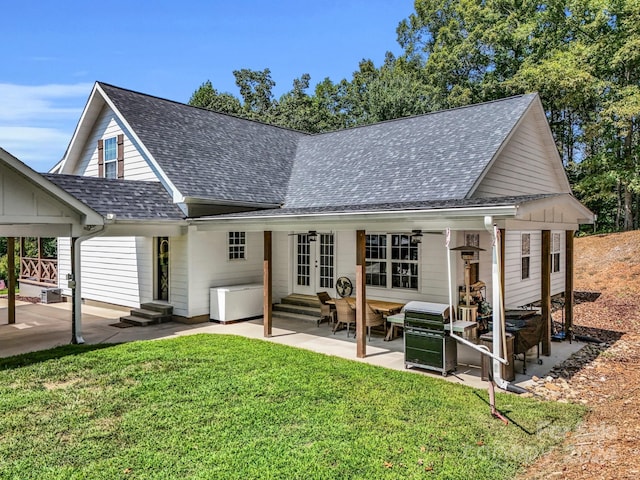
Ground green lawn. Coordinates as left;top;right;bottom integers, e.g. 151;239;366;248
0;335;585;479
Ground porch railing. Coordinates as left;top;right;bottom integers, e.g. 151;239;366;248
19;257;58;285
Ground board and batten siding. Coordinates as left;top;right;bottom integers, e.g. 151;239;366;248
473;111;567;198
57;236;153;308
187;230;263;318
504;230;565;308
73;105;157;181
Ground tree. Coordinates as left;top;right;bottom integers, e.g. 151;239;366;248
233;68;277;120
188;80;242;116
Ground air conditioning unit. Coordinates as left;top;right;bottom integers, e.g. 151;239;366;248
40;288;62;304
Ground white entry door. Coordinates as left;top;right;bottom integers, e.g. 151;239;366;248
293;233;335;295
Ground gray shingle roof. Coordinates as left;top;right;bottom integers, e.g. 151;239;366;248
92;84;538;216
43;174;185;220
284;94;537;208
99;83;305;206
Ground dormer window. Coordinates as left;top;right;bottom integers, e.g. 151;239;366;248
97;134;124;179
103;137;117;178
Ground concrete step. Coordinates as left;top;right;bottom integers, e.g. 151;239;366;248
140;302;173;316
131;308;169;321
280;294;321;308
273;303;320;318
273;310;319;324
120;315;157;327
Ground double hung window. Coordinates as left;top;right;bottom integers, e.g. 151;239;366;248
521;233;531;280
366;234;419;290
228;232;246;260
103;137;117;179
551;233;561;273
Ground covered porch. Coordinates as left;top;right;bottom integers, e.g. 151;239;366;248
195;194;593;368
0;300;585;391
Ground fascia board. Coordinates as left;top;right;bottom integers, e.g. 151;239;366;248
58;84;102;174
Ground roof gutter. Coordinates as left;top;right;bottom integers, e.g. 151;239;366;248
191;204;519;223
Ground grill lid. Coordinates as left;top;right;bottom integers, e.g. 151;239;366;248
403;301;450;318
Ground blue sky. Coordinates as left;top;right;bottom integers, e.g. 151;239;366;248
1;0;415;172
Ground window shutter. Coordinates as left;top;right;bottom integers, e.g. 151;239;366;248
97;139;104;177
117;134;124;179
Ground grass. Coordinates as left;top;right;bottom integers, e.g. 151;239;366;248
0;335;585;479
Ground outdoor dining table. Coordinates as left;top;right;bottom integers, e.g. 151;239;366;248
326;297;405;338
326;297;405;315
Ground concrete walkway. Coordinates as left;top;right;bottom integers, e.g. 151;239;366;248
0;301;586;390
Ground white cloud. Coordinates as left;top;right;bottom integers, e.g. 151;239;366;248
0;126;71;172
0;82;92;171
0;83;91;121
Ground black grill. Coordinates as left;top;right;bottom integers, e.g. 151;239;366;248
404;302;457;375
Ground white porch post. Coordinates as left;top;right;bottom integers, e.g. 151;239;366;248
72;227;106;344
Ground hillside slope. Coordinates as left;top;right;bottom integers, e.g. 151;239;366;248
521;231;640;479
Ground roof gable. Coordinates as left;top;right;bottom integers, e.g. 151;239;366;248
284;94;538;208
98;83;305;206
469;95;571;198
0;147;103;236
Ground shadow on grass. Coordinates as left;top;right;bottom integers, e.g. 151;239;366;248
472;390;539;435
0;343;120;371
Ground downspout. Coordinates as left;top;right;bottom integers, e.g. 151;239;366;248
71;225;106;344
446;228;506;363
445;226;513;423
484;216;527;394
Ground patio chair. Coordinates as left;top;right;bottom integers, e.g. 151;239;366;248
316;291;336;327
333;297;356;336
365;303;386;341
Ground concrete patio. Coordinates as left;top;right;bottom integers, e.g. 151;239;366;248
0;301;586;391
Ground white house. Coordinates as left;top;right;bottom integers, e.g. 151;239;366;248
21;81;591;359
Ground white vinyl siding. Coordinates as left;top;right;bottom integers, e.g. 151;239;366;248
550;231;565;295
187;230;263;318
473;111;566;197
75;106;157;180
57;237;72;295
57;236;152;308
504;230;541;308
273;232;290;303
504;230;565;308
169;233;189;317
334;231;451;304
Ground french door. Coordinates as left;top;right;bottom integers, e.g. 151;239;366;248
294;233;335;295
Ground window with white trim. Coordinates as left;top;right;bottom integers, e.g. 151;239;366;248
365;234;387;287
103;137;117;179
228;232;246;260
366;234;419;290
551;233;561;273
521;233;531;280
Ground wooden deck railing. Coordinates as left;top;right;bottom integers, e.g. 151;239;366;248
19;257;58;285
